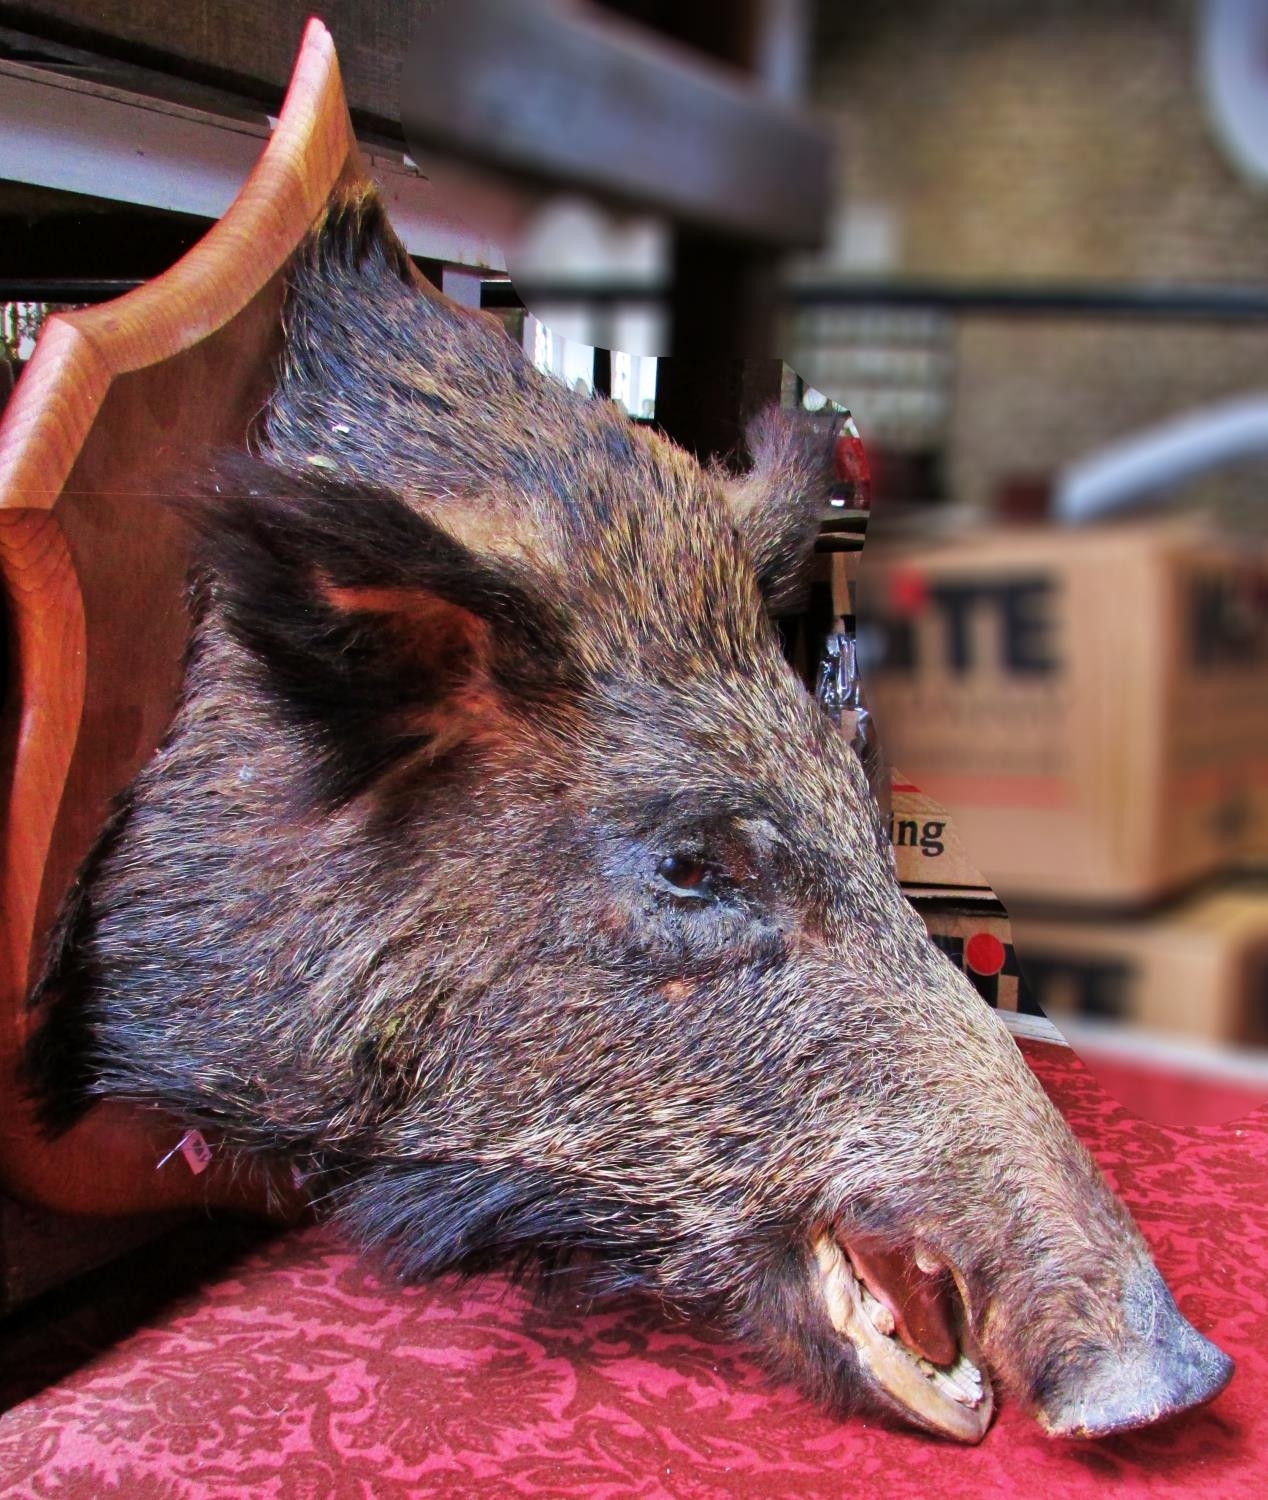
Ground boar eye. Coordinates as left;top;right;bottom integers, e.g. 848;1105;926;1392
657;853;719;898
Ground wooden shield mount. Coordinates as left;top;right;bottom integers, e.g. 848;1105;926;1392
0;19;363;1219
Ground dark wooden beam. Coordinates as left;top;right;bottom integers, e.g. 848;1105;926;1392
591;0;808;99
0;2;382;121
1;1;830;250
0;182;212;279
399;0;828;251
653;356;783;466
592;346;612;398
668;229;778;358
483;277;1268;324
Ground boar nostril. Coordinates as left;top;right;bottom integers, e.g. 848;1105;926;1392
1038;1268;1234;1439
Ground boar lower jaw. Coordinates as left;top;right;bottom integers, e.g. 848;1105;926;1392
812;1234;994;1444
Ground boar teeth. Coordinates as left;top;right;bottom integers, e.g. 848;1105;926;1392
812;1233;994;1442
947;1360;982;1405
916;1353;984;1407
860;1284;896;1336
951;1360;984;1405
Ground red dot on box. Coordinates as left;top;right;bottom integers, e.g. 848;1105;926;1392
888;568;929;615
965;932;1006;976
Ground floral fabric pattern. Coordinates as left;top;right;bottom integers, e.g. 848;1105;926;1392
2;1040;1265;1498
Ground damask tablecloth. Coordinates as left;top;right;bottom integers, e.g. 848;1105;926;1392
2;1040;1264;1498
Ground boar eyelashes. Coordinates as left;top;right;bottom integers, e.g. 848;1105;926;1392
183;458;580;805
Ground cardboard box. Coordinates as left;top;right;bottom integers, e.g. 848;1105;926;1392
912;882;1268;1063
861;519;1268;905
890;769;992;890
1013;884;1268;1049
910;891;1038;1015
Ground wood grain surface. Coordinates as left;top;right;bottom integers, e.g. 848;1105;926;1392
0;18;360;1219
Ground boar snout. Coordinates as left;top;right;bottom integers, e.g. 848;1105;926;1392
1036;1266;1233;1438
792;962;1234;1445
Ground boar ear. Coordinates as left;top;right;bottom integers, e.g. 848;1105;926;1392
187;459;574;802
724;407;839;613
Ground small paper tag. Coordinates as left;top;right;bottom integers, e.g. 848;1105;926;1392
179;1129;212;1175
158;1128;212;1176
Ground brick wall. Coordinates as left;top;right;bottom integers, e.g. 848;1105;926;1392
808;0;1268;518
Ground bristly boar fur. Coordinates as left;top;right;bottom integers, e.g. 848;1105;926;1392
25;190;1232;1442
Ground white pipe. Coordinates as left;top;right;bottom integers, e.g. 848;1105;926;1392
1054;394;1268;524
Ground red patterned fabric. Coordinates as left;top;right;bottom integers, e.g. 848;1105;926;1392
2;1041;1265;1498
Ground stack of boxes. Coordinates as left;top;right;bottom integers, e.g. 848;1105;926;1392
842;519;1268;1069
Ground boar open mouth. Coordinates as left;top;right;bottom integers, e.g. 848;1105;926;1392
813;1232;994;1443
